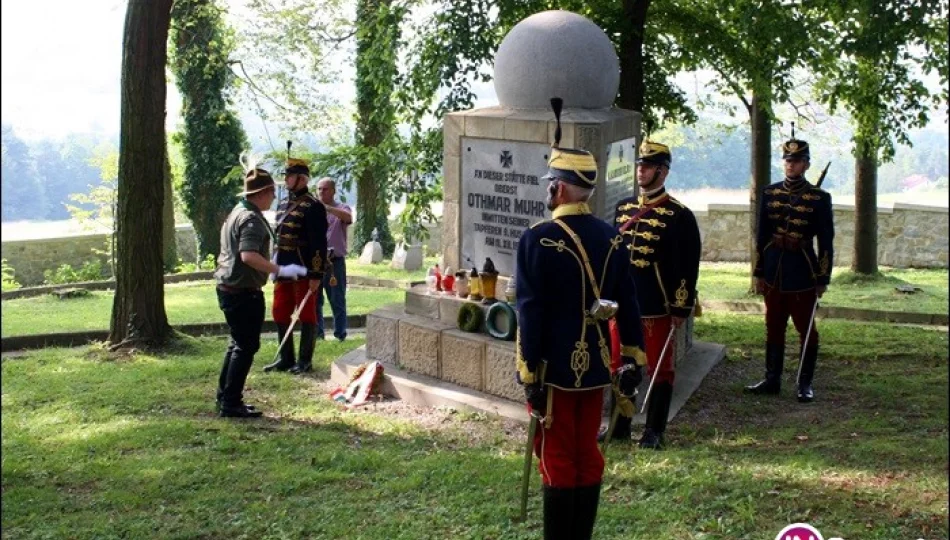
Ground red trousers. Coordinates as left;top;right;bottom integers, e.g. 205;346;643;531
609;316;676;385
765;288;819;347
532;387;604;488
272;280;317;324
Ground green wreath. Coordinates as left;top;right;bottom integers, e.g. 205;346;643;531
486;302;517;341
457;302;484;333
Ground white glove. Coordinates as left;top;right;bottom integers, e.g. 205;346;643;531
277;264;308;280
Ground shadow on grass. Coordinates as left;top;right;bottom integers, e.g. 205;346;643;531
3;328;948;539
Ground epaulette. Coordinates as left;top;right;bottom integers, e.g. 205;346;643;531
667;196;686;208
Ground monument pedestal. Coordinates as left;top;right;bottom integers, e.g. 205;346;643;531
345;289;724;424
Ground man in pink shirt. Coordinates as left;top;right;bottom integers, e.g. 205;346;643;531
316;177;353;341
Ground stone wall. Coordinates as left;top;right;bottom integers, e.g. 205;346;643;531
3;202;944;287
695;202;948;268
2;225;198;286
2;220;437;287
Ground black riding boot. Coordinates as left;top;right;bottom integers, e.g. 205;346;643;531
797;345;818;403
639;382;672;450
263;324;296;372
744;343;784;395
542;485;575;540
572;483;602;540
597;392;633;443
290;323;317;374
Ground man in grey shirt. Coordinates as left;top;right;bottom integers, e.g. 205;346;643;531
214;165;306;418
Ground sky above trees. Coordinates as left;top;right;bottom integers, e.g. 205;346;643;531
2;1;943;141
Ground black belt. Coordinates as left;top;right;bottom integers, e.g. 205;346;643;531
771;234;802;251
216;284;262;293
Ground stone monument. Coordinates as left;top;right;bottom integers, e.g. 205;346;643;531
358;227;384;264
337;10;724;424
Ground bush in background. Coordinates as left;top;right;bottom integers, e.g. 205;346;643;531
43;260;105;285
175;254;217;274
2;259;22;291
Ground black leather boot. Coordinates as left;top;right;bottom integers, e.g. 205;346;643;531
639;382;672;450
290;323;317;374
572;484;601;540
542;485;575;540
797;345;818;403
263;324;296;372
744;343;784;395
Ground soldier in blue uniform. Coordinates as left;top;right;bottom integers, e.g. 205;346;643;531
516;98;647;540
745;138;834;402
604;140;702;449
263;156;328;375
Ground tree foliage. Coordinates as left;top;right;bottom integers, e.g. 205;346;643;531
236;0;351;133
65;145;119;275
810;0;948;163
807;0;948;273
169;0;249;260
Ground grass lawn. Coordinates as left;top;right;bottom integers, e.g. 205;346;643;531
345;255;440;282
698;263;948;315
0;282;403;337
2;263;945;338
2;314;947;538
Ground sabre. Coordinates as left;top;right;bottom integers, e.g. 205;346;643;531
517;409;541;522
517;363;546;523
794;161;827;384
270;287;314;365
816;161;831;189
796;296;820;386
638;325;677;415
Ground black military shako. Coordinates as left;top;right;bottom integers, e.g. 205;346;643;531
754;178;834;292
614;187;701;318
274;187;328;281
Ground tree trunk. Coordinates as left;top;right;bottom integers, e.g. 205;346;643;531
354;0;396;256
749;94;771;291
616;0;650;113
109;0;174;348
853;143;878;274
162;142;178;272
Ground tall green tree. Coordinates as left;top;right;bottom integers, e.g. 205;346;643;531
109;0;174;348
163;142;177;272
809;0;948;274
660;0;820;288
349;0;403;254
169;0;248;260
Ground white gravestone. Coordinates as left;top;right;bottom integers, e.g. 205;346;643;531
359;241;383;264
390;242;423;271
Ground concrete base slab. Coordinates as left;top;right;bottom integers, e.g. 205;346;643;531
607;340;727;427
332;345;528;425
334;339;726;428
